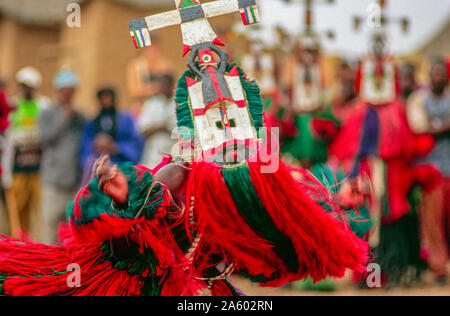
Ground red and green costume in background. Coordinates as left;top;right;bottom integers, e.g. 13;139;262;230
329;51;441;285
0;40;369;296
172;44;368;289
0;0;369;295
240;46;282;129
279;49;339;167
280;106;339;168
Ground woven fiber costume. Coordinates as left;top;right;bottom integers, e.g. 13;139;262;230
0;0;368;296
329;34;441;285
0;162;201;296
280;33;339;168
240;35;281;117
172;42;368;287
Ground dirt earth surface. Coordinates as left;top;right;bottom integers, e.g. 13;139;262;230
231;268;450;296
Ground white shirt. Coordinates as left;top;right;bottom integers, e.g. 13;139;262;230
137;95;176;169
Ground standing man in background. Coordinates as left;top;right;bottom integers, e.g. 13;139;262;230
330;61;358;124
407;58;450;284
127;36;174;116
400;63;419;101
2;67;50;238
80;87;143;182
39;70;85;243
136;75;176;169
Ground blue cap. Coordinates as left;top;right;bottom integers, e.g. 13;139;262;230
54;70;80;89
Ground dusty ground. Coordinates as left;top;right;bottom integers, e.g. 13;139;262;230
231;269;450;296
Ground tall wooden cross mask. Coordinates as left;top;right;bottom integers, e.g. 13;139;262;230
129;0;260;56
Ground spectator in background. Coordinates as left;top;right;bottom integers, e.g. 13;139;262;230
39;70;85;243
331;61;357;123
126;35;174;116
0;78;10;235
136;74;176;169
2;67;50;238
400;63;419;101
407;58;450;284
80;87;143;182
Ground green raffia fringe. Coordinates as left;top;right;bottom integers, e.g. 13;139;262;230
221;163;299;282
65;163;168;295
309;164;372;239
234;64;264;130
0;271;70;296
309;164;342;196
140;276;164;296
292;277;337;292
281;109;338;165
175;71;195;132
0;275;5;296
174;62;265;141
100;241;163;296
100;241;159;276
375;186;426;285
68;163;165;226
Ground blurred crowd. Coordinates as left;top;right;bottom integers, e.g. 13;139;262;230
0;29;448;290
0;48;177;244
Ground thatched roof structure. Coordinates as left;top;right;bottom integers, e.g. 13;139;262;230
417;17;450;60
0;0;174;26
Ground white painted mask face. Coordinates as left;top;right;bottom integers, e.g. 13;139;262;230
187;67;258;164
193;99;257;164
184;44;261;164
292;64;323;113
360;57;396;105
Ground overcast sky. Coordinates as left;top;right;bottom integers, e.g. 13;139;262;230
258;0;450;58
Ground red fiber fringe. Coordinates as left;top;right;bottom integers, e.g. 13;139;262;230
184;159;369;286
248;160;369;283
0;170;200;296
210;280;234;296
184;161;290;284
329;100;416;163
0;233;145;296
